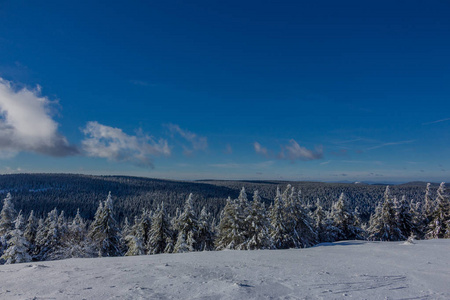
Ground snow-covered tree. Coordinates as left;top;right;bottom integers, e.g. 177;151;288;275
313;199;339;243
423;183;434;220
174;194;198;253
283;186;318;248
33;218;46;259
121;217;131;239
244;190;272;249
1;212;31;264
147;202;173;254
426;182;449;239
269;187;291;249
89;192;122;257
196;206;214;251
329;193;364;241
125;233;146;256
0;193;16;235
137;209;152;250
368;186;405;241
52;209;96;259
0;193;17;254
215;196;247;250
36;208;63;260
24;211;38;244
125;216;146;256
395;196;415;238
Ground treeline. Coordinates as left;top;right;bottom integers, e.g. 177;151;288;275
0;174;437;224
0;182;449;264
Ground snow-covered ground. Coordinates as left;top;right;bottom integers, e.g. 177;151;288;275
0;239;449;300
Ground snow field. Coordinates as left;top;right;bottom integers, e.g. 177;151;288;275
0;239;449;300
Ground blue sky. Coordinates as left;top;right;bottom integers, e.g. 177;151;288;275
0;0;449;182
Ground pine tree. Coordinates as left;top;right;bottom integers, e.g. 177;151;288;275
37;208;62;260
23;210;38;256
121;217;131;239
329;193;364;241
269;187;291;249
244;190;272;249
138;209;152;250
426;182;450;239
147;202;172;254
125;234;146;256
24;211;38;244
368;186;405;241
0;193;17;255
423;183;434;220
215;196;246;250
395;196;415;238
409;197;424;238
174;194;198;253
89;192;122;257
1;212;31;264
52;209;96;259
0;193;17;237
33;218;46;259
196;206;214;251
125;216;146;256
284;186;318;248
313;199;339;243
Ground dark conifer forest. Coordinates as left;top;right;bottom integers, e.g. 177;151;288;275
0;174;449;264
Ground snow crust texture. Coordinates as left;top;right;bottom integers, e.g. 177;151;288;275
0;239;449;300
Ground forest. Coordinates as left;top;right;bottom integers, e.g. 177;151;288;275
0;174;449;264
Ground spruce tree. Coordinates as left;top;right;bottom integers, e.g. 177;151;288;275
138;209;152;250
329;193;364;241
33;218;46;259
313;199;339;243
24;210;38;256
244;190;272;249
426;182;450;239
38;208;62;260
147;202;172;254
196;206;214;251
395;196;415;238
174;194;198;253
269;187;291;249
0;193;17;255
89;192;122;257
215;196;246;250
53;209;95;259
125;235;146;256
368;186;405;241
285;186;318;248
1;212;31;264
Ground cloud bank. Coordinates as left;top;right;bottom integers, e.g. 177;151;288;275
82;121;170;167
280;139;323;161
0;78;78;157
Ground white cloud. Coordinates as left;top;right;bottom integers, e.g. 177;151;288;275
422;117;450;125
280;139;323;161
366;140;415;151
0;78;78;157
254;142;268;156
82;121;170;167
167;124;207;155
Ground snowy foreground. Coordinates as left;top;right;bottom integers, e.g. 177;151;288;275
1;240;449;300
